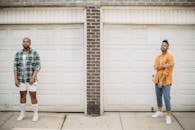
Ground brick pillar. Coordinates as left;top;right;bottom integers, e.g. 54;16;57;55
86;6;100;115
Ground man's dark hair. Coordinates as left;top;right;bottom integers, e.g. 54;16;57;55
162;40;169;46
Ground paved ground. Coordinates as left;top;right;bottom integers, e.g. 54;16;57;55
0;112;194;130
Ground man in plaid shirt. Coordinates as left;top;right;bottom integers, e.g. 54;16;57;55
14;37;41;122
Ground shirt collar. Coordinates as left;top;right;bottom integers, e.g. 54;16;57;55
20;48;32;54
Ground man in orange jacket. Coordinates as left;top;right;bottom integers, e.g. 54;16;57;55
152;40;174;124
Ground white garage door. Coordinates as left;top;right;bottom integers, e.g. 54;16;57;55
0;24;85;112
103;25;195;111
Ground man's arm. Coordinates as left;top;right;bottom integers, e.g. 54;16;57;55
161;63;173;69
158;74;165;88
14;53;20;87
158;55;174;87
29;51;41;85
29;70;39;85
14;70;20;87
154;57;161;70
154;56;166;71
161;55;174;69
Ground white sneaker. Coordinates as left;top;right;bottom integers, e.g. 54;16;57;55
32;112;38;122
166;116;172;124
17;112;24;121
152;111;163;118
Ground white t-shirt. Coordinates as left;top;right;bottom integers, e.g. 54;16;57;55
22;54;27;68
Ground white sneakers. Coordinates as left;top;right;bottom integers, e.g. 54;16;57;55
17;104;39;122
17;112;39;122
17;112;25;121
152;111;163;118
152;111;172;124
32;112;39;122
166;115;172;124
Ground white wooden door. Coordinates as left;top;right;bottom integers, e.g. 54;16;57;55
0;25;85;112
103;25;195;111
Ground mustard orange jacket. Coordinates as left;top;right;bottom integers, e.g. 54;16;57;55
153;52;174;86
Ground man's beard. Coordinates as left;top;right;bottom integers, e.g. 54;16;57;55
23;46;30;50
161;49;167;53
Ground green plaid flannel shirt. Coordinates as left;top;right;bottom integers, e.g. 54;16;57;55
14;48;41;83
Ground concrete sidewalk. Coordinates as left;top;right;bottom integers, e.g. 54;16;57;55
0;112;194;130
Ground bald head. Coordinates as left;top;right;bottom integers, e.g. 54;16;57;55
22;37;31;50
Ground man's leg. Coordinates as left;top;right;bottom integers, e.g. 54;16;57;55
155;85;163;111
152;85;163;117
29;91;38;104
29;83;38;122
163;85;171;124
17;91;27;120
163;85;171;113
17;82;27;121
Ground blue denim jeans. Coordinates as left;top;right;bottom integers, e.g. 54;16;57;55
155;84;171;112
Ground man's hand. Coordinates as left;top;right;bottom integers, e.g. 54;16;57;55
15;80;20;87
158;81;163;88
30;70;39;85
14;70;20;87
29;76;35;85
157;65;163;70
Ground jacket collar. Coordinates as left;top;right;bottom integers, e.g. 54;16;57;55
20;48;32;54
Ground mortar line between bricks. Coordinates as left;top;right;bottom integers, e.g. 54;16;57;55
60;114;67;130
119;112;124;130
0;112;15;128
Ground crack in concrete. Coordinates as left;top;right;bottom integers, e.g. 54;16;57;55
60;114;67;130
172;113;185;130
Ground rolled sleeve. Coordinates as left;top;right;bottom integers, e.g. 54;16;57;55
162;55;174;77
